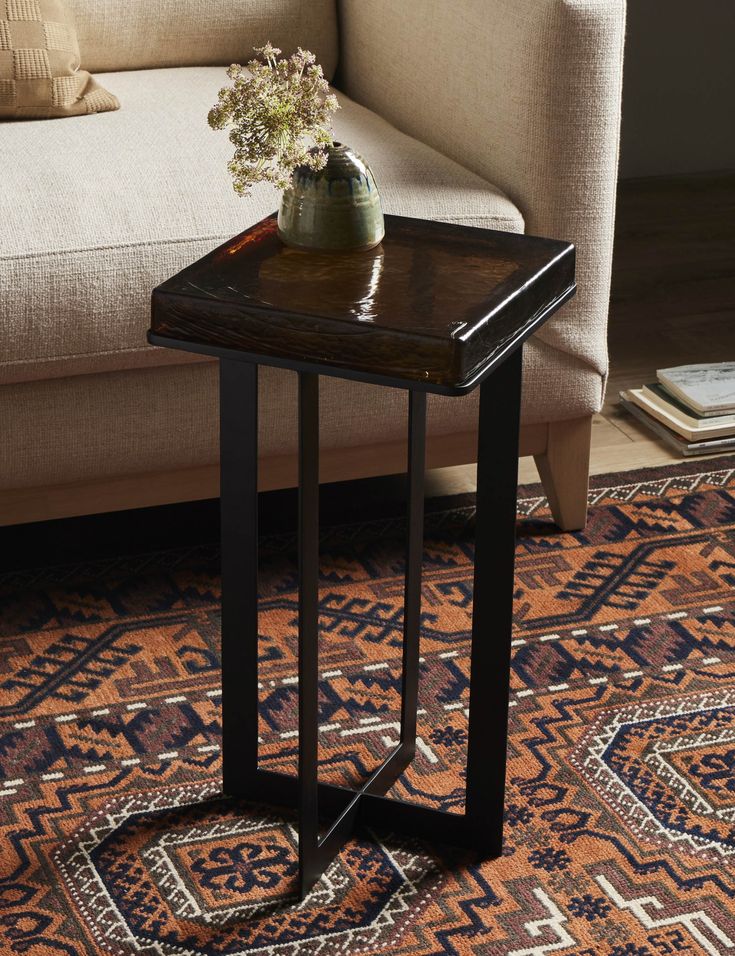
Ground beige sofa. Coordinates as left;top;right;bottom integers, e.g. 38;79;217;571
0;0;626;529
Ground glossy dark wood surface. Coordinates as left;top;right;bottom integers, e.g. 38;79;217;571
150;214;575;393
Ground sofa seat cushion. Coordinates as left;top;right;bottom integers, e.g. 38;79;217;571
0;66;524;386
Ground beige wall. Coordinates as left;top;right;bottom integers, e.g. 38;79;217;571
619;0;735;178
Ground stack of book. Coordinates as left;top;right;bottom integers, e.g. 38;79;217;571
620;362;735;456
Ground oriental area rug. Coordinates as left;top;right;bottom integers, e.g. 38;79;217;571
1;456;735;956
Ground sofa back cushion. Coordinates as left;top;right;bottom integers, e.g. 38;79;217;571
63;0;339;78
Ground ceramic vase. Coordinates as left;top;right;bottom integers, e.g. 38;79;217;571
278;142;385;252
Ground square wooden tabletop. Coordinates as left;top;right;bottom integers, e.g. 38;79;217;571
150;214;575;395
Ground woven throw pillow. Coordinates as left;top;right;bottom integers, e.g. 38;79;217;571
0;0;118;118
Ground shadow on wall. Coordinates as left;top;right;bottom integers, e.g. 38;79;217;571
619;0;735;179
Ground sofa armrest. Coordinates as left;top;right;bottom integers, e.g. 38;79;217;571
337;0;626;393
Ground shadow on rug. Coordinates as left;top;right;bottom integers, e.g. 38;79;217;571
1;456;734;955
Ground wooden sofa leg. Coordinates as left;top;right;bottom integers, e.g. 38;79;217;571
533;416;593;531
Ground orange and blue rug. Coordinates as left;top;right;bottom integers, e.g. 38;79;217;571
1;456;735;955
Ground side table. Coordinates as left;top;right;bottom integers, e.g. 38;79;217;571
149;213;575;898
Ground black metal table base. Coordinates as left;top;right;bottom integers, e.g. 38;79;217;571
219;347;522;899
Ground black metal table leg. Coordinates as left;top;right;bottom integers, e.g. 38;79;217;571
294;379;428;897
220;359;259;796
399;391;426;755
297;372;321;897
220;351;521;898
342;347;523;851
465;345;523;853
296;373;383;896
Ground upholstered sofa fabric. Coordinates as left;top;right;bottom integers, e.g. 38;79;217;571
338;0;626;384
0;0;625;512
0;341;603;490
0;66;524;386
0;0;118;118
64;0;339;78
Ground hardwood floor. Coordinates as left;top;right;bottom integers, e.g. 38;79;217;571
429;171;735;496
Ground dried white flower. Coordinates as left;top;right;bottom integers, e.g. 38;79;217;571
208;45;340;197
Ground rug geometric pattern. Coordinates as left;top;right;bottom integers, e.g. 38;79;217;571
1;457;734;955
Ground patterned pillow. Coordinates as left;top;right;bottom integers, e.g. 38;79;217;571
0;0;118;118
